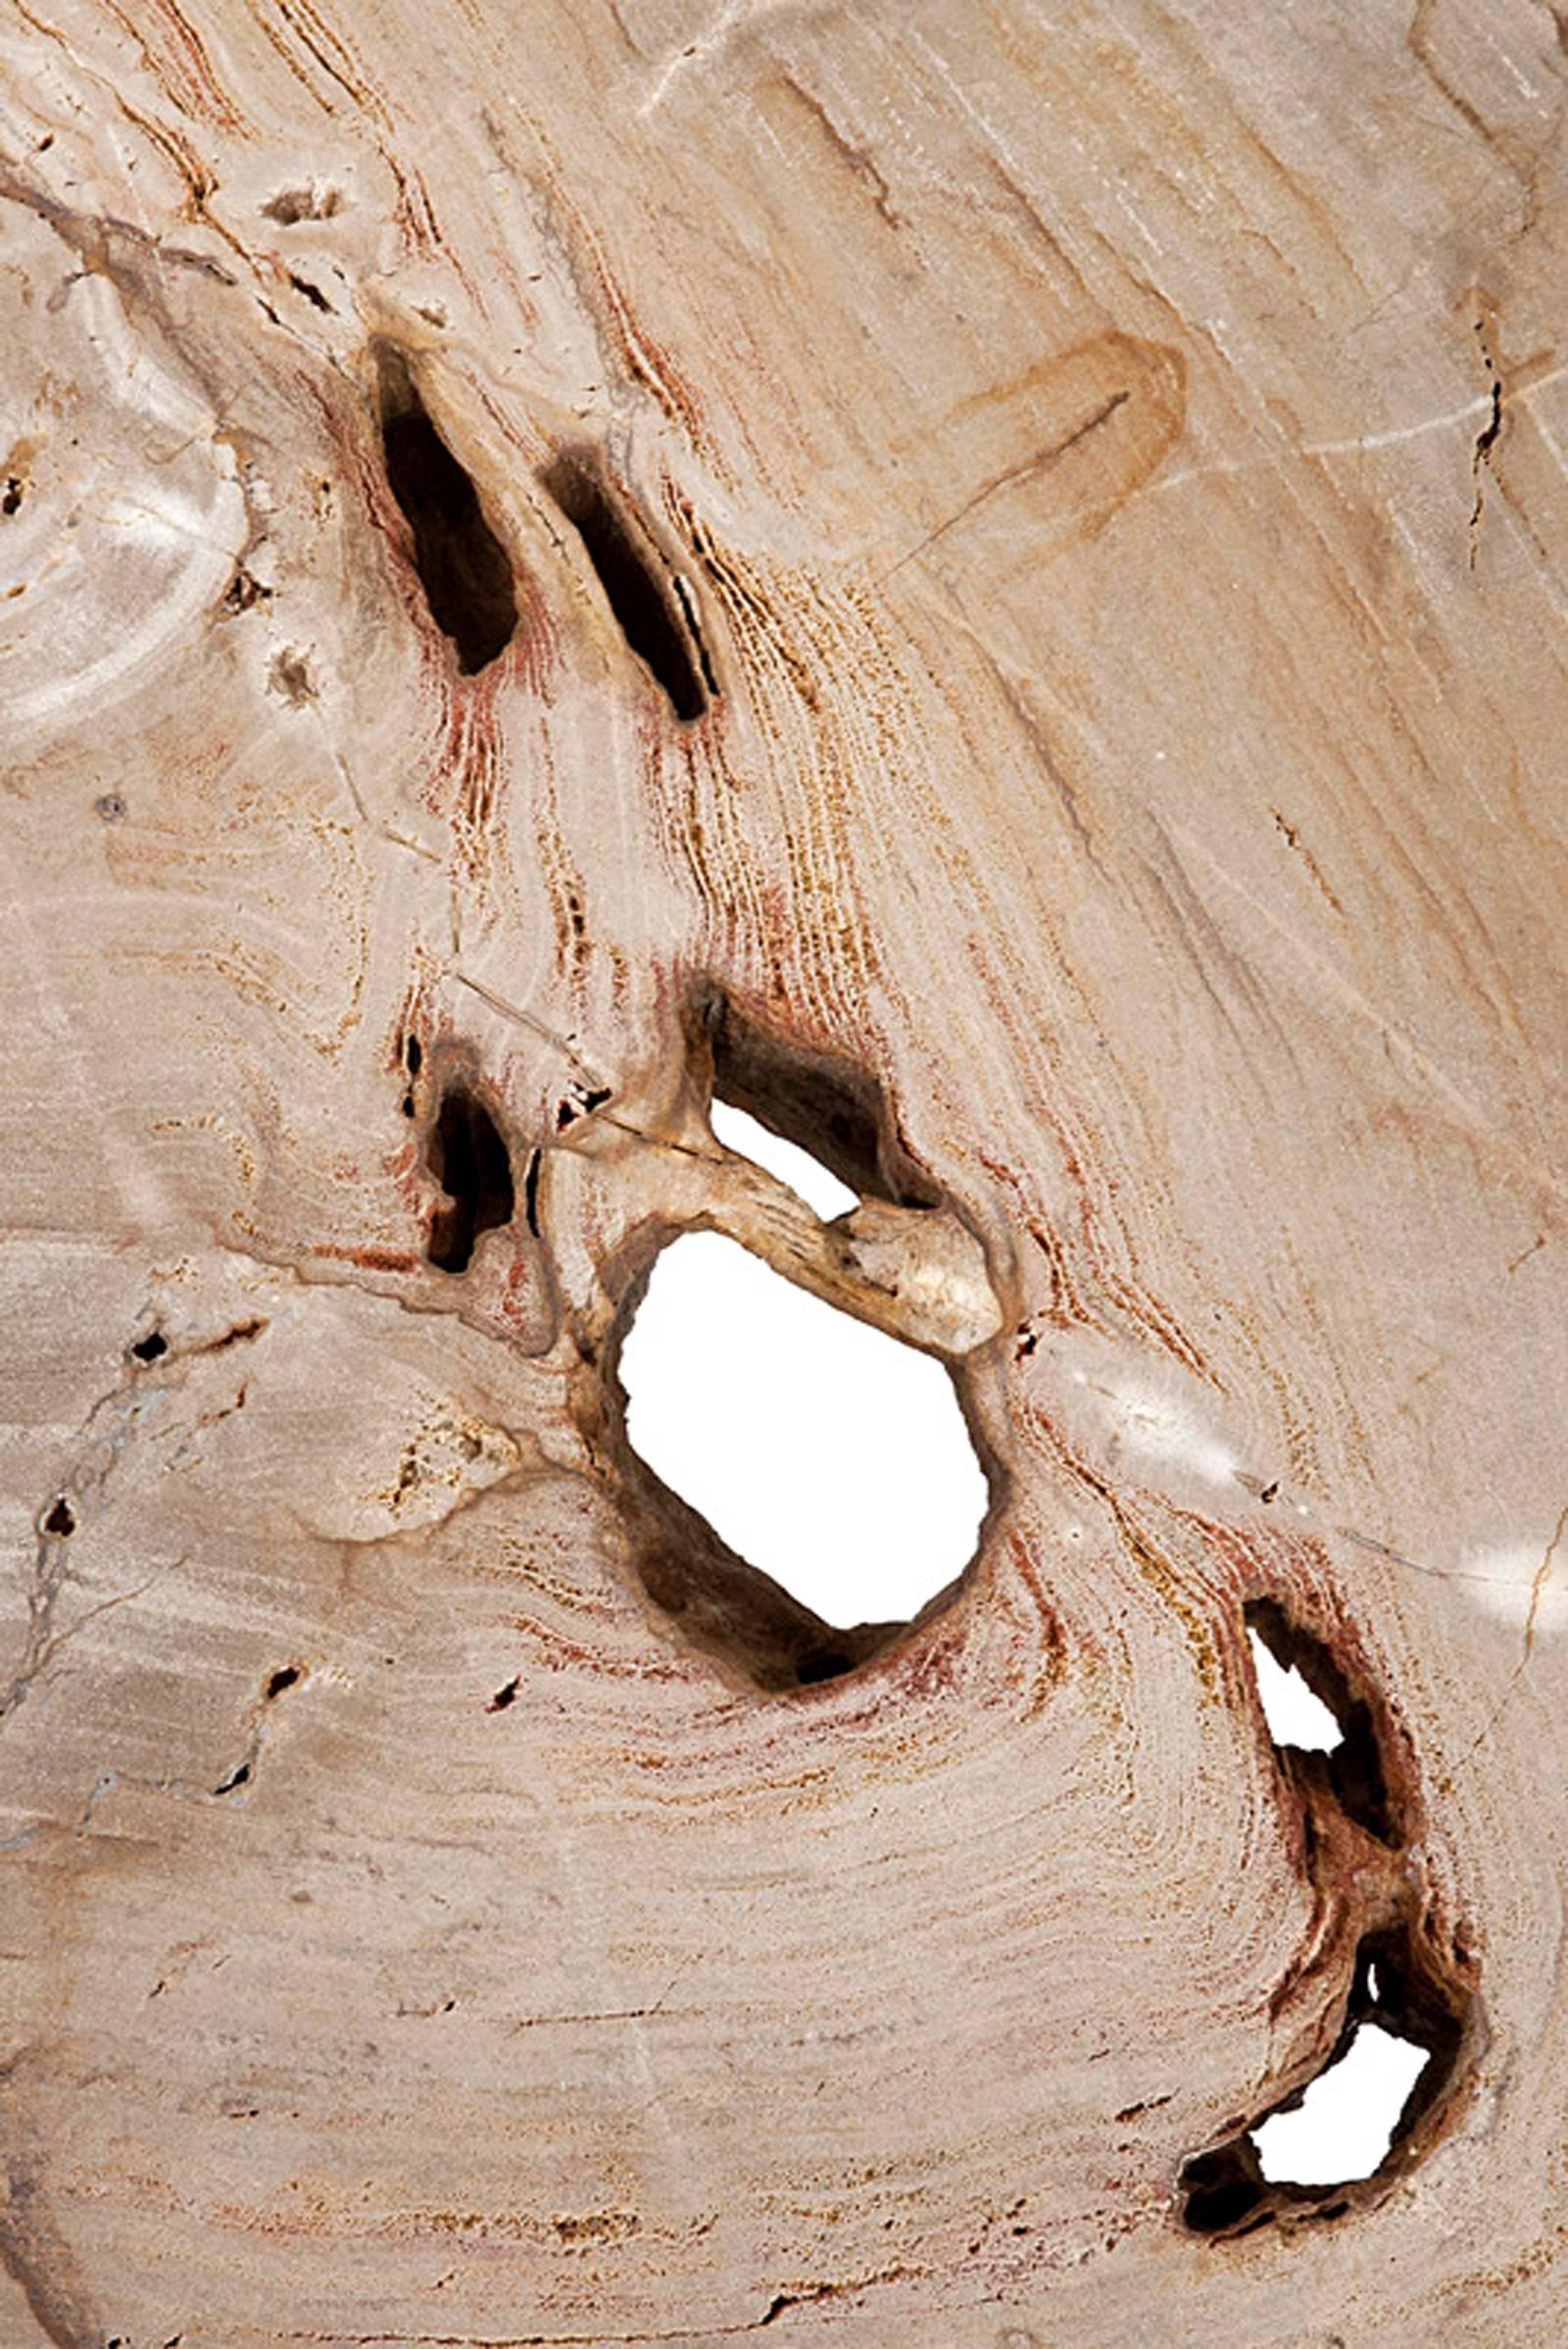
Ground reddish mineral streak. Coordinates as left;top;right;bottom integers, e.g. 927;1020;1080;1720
1;6;1560;2345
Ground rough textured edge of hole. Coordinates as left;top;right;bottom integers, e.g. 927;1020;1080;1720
591;1243;904;1693
690;983;942;1209
424;1072;515;1274
262;180;342;223
1247;1625;1340;1749
709;1099;860;1219
619;1231;988;1631
1176;1919;1483;2238
572;1004;995;1692
1245;1596;1401;1846
374;343;518;675
540;447;712;721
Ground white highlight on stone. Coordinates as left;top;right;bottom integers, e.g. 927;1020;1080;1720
1069;1363;1239;1488
1;268;246;736
1254;2024;1427;2185
621;1230;987;1628
1248;1631;1340;1749
1459;1540;1568;1636
710;1099;859;1220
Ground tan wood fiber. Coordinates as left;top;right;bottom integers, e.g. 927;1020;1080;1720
2;2;1566;2344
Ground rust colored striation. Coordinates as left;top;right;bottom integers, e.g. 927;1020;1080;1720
315;1242;423;1272
0;1;1560;2343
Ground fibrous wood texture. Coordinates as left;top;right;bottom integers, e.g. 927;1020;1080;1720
2;2;1567;2344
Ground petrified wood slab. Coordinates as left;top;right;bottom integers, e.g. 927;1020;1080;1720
2;3;1566;2345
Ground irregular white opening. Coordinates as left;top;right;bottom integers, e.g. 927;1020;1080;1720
620;1231;987;1628
1253;2023;1428;2186
1248;1628;1341;1749
710;1100;858;1220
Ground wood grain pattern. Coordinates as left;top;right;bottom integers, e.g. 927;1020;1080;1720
1;1;1565;2343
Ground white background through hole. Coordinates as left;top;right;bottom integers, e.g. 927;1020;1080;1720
620;1230;987;1628
1248;1630;1341;1749
1254;2023;1428;2184
710;1100;859;1219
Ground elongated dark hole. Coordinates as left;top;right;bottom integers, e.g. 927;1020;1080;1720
695;987;940;1209
1178;1921;1474;2236
426;1083;514;1274
542;452;710;721
1246;1597;1399;1846
377;352;517;675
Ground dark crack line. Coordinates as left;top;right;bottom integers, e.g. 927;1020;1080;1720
1469;319;1504;564
879;388;1131;581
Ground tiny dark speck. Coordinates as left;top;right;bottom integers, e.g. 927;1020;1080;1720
94;792;127;822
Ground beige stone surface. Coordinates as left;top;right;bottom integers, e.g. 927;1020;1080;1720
1;2;1566;2343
